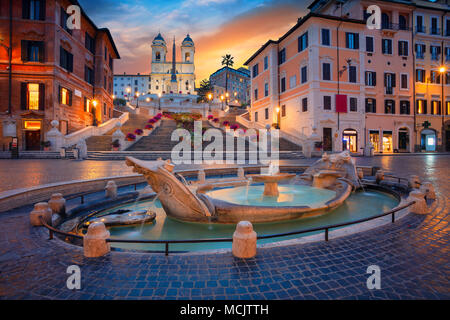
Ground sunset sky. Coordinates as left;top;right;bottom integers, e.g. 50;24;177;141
78;0;311;85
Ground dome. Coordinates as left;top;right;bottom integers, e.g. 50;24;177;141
182;34;194;47
152;33;166;46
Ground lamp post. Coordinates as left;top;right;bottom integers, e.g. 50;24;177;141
208;93;212;112
439;66;446;151
92;99;98;126
135;92;140;109
220;95;224;110
158;92;162;111
126;87;131;105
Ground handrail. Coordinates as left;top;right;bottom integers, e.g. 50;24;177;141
39;199;416;256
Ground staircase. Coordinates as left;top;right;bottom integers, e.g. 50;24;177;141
85;113;149;151
127;120;179;151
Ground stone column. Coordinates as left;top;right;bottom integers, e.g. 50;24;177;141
83;222;110;258
232;221;257;258
407;190;429;214
46;120;64;151
48;193;66;217
30;202;52;226
105;181;118;199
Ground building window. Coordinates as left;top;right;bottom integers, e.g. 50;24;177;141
264;83;269;97
302;97;308;112
416;99;427;114
365;71;376;86
21;40;44;62
280;77;286;92
381;12;391;29
366;36;374;53
400;100;410;114
301;66;307;83
382;39;392;54
265;108;269;120
27;83;40;110
445;47;450;61
384;73;395;94
416;69;426;83
431;100;441;115
415;44;425;59
84;98;91;112
298;32;308;52
399;15;408;30
254;112;258;122
349;97;357;112
23;0;45;21
321;29;330;46
384;99;395;114
416;15;425;33
60;7;72;34
349;66;357;83
281;105;286;117
401;74;408;89
252;63;259;77
322;63;331;81
430;17;439;35
398;41;408;56
85;66;94;85
430;71;440;84
85;32;95;54
345;32;359;49
365;98;376;113
324;96;331;110
278;48;286;65
289;75;296;89
254;89;258;100
60;47;73;72
430;46;440;61
264;56;268;70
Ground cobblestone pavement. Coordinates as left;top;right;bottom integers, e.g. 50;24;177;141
0;155;448;299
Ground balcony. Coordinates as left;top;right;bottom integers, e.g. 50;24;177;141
381;23;411;32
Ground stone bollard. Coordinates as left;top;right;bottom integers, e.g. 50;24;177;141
30;202;52;226
232;221;257;259
198;169;206;184
420;182;436;200
407;190;429;214
48;193;66;217
408;175;421;189
105;181;118;199
237;167;245;179
375;170;384;184
357;168;364;180
83;222;110;258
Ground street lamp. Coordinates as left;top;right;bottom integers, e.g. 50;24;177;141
439;66;446;151
126;87;131;102
207;93;212;112
220;95;224;110
92;99;98;126
135;92;140;108
276;106;280;129
158;92;162;110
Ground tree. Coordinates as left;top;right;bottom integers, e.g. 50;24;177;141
196;79;212;103
221;54;234;104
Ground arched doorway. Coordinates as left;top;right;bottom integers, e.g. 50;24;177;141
398;127;410;152
342;129;357;153
421;129;436;151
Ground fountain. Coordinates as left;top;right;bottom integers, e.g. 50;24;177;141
124;151;360;224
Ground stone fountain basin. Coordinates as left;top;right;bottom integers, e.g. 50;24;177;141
246;173;296;183
83;210;156;228
194;180;353;224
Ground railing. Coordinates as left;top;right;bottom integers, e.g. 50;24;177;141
39;196;416;256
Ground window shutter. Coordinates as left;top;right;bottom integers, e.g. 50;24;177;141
60;46;65;68
415;43;418;53
392;100;395;114
355;34;359;49
21;83;28;110
84;97;87;112
68;53;73;72
424;100;427;114
373;99;376;113
40;0;46;20
21;40;28;61
384;73;387;86
345;34;349;48
22;0;30;19
39;83;45;110
38;42;45;63
391;73;396;87
398;41;402;56
68;90;73;106
58;85;61;103
373;72;377;86
305;32;308;48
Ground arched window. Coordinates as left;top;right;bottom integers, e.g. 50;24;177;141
185;52;190;62
155;51;161;61
399;15;407;30
382;13;390;29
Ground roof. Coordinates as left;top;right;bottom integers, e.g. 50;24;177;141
182;34;194;46
209;66;251;79
69;0;120;59
244;12;368;65
153;33;166;43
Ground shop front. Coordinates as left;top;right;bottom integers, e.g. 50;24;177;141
420;128;437;151
342;129;358;153
23;120;42;150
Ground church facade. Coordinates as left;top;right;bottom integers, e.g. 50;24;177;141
150;33;196;95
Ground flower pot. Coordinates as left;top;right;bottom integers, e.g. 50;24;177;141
112;146;119;151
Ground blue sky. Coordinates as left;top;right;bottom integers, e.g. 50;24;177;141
79;0;310;83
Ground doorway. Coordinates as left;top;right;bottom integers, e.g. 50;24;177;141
398;128;409;152
382;131;393;153
25;130;41;150
421;129;436;151
342;129;357;153
323;128;332;151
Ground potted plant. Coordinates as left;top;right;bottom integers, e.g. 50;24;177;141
111;139;120;151
148;118;156;124
222;120;230;127
230;124;239;130
213;118;219;123
207;115;214;120
41;140;51;151
145;124;154;130
126;133;136;141
135;128;143;135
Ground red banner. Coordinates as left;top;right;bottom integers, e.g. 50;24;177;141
335;94;347;113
